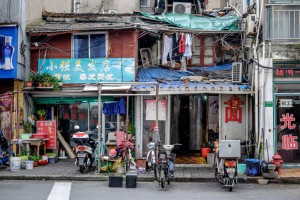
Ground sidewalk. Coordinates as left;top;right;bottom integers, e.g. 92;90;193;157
0;159;298;184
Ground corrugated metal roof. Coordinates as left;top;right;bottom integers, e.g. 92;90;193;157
28;11;243;35
28;22;136;34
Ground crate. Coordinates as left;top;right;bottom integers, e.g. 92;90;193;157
126;170;137;188
109;174;123;187
219;140;241;158
245;159;260;176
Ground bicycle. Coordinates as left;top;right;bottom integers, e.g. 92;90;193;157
125;145;138;172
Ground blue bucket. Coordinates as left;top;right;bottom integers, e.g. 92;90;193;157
237;164;246;174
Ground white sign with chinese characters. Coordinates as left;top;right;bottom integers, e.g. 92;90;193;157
279;99;293;107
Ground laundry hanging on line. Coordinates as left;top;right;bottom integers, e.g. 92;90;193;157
102;98;126;115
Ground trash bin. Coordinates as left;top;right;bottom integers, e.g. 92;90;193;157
245;158;260;176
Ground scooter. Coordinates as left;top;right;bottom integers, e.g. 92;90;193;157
215;140;240;192
72;125;97;173
0;130;9;168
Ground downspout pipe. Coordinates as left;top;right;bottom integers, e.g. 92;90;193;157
254;0;264;158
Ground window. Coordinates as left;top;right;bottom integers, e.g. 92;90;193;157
191;36;215;66
141;0;150;7
73;33;106;58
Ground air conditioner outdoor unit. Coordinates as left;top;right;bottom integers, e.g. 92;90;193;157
173;2;192;14
108;10;117;14
232;62;243;83
246;14;256;35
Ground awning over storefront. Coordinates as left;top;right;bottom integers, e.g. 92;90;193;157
132;81;253;95
83;85;132;92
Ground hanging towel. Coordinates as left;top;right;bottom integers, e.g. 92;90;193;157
119;98;126;115
162;34;173;66
183;34;192;59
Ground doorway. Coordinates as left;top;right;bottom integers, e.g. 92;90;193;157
170;95;219;164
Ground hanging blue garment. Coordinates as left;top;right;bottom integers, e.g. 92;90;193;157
113;102;119;115
119;98;126;115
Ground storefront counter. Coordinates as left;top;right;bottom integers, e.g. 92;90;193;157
11;138;49;156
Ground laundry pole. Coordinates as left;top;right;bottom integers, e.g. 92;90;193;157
97;84;102;174
153;83;160;142
125;95;129;140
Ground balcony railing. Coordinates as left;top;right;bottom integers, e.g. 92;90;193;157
264;5;300;43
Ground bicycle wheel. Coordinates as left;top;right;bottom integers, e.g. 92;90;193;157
215;168;223;184
125;149;131;172
154;163;159;179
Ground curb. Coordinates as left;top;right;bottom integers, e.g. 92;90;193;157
0;174;299;184
0;175;260;183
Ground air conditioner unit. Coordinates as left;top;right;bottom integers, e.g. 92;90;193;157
173;2;192;14
246;14;256;35
108;10;117;14
232;62;243;83
229;0;254;15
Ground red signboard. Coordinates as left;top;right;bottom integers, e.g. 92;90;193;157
36;121;57;149
274;68;300;78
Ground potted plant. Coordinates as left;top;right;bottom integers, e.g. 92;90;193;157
31;73;43;87
201;142;211;158
20;115;35;139
28;155;41;167
25;73;34;87
36;109;47;120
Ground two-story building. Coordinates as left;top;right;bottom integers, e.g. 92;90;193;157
26;5;255;164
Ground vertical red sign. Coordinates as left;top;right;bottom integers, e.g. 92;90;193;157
36;121;57;149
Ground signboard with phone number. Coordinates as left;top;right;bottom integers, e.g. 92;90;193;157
36;121;57;149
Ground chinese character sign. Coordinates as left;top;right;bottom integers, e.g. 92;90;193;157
38;58;135;83
280;113;298;150
36;121;57;149
282;134;298;150
224;95;243;123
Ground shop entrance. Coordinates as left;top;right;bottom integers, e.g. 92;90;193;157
276;96;300;163
170;95;219;164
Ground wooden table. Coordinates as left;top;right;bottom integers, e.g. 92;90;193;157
11;138;49;156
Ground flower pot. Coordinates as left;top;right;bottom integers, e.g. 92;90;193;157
201;147;211;158
10;157;21;171
25;160;34;170
38;116;45;120
25;81;33;87
33;161;38;167
20;133;32;140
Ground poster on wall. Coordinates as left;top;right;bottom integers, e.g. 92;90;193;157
145;100;166;121
36;121;57;149
0;26;18;78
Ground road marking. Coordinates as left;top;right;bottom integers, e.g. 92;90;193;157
47;182;72;200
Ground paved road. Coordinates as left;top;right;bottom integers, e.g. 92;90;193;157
0;180;299;200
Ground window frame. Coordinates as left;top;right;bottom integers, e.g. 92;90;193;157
140;0;151;7
72;32;108;58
